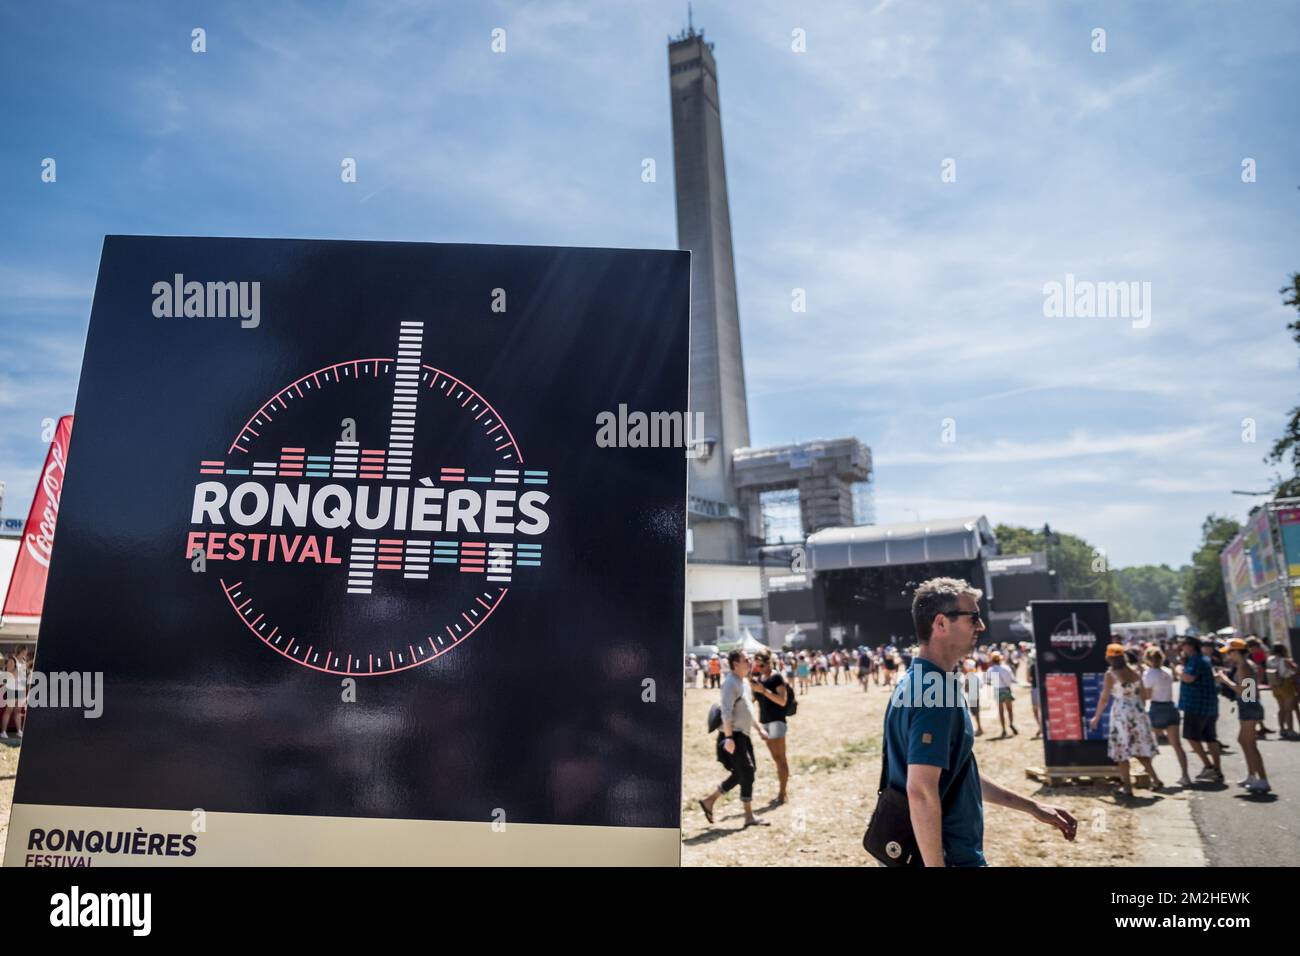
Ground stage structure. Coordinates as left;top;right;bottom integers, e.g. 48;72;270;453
766;516;998;648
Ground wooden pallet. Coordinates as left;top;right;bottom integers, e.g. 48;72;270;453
1026;765;1152;788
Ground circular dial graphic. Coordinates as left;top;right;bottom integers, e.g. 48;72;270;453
193;321;549;675
1049;613;1096;661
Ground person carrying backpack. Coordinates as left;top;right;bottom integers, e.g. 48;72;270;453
751;650;793;804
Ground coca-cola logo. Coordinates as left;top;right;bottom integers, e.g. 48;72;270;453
24;436;67;570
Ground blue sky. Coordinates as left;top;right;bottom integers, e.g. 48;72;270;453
1;0;1297;568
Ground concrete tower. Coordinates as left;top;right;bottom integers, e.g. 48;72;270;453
669;22;750;563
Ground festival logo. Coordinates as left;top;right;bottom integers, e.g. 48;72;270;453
186;321;551;675
1048;612;1097;661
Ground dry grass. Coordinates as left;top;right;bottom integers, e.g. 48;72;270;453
681;672;1143;867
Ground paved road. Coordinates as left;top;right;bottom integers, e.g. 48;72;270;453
1150;689;1299;866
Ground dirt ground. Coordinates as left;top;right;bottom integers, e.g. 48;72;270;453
681;668;1149;867
0;743;19;863
0;668;1160;867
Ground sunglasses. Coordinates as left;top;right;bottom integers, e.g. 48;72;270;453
944;610;983;624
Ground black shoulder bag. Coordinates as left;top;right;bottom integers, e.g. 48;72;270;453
862;737;955;868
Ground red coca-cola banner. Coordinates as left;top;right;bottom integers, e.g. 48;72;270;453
2;416;73;621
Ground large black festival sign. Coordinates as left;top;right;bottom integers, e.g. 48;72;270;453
7;236;689;866
1031;600;1113;769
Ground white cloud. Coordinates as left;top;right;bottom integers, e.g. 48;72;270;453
875;426;1215;466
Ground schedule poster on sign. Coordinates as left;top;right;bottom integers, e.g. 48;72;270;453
1031;600;1112;768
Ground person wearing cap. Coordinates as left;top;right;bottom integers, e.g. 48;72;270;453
1177;636;1223;784
984;651;1018;737
1090;643;1163;797
1215;638;1272;793
1244;637;1276;736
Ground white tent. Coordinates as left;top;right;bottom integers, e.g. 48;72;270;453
0;537;42;644
0;537;18;612
739;630;768;655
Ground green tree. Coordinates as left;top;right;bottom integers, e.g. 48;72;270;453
1113;564;1186;619
993;523;1137;621
1183;514;1242;631
1266;272;1300;498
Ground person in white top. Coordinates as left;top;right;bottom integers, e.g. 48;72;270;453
1142;647;1189;786
984;651;1018;737
14;646;30;738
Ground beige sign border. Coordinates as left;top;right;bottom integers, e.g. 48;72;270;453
7;803;681;867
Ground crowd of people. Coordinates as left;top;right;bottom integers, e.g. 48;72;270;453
1106;633;1295;794
688;645;911;695
686;640;1037;738
686;579;1296;865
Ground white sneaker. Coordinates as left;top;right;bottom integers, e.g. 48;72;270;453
1177;775;1193;787
1247;778;1271;793
0;732;9;740
1238;775;1255;787
1195;766;1217;780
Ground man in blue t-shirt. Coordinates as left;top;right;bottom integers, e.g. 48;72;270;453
883;578;1079;866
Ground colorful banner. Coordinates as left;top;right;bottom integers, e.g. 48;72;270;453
7;236;689;866
1225;537;1251;598
1;415;72;622
1245;510;1278;588
1269;594;1290;647
1278;508;1300;578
